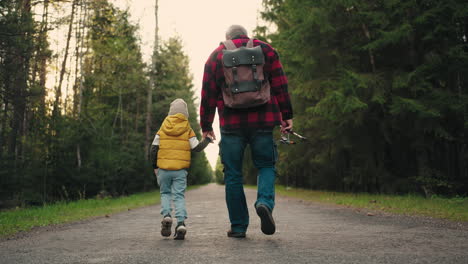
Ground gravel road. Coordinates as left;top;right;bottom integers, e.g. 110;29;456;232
1;183;468;264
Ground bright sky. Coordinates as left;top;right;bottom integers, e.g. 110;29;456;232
113;0;264;169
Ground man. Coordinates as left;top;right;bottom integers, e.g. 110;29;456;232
200;25;293;238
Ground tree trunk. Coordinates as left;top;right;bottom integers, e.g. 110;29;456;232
76;143;81;169
73;0;82;115
0;101;8;158
145;0;158;159
53;0;77;116
8;0;32;161
112;87;122;136
361;23;376;73
76;0;87;169
135;93;140;132
64;42;75;112
38;0;49;116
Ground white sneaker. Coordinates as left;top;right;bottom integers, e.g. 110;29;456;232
174;223;186;240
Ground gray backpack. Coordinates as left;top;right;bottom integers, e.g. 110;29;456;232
221;39;271;108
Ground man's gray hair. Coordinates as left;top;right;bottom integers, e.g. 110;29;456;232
225;25;248;40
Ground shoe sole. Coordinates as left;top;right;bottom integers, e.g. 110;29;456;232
227;232;246;238
256;205;275;235
174;226;186;240
161;218;172;237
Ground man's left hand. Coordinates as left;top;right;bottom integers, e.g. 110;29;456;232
203;131;216;141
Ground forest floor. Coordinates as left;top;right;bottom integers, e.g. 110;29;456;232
1;183;468;264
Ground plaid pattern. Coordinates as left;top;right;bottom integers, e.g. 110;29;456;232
200;35;293;132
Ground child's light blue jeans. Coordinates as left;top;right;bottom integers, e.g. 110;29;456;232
157;168;188;223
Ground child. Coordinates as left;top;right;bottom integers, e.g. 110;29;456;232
149;98;211;240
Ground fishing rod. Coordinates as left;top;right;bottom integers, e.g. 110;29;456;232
278;129;307;145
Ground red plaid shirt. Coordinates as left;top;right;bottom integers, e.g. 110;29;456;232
200;35;293;132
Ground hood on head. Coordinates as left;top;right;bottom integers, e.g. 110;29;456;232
161;113;190;136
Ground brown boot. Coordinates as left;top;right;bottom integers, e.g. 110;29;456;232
160;215;172;237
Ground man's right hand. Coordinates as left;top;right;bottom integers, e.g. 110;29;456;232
280;119;293;134
203;131;216;141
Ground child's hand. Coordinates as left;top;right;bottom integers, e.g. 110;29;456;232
203;131;216;141
154;169;158;175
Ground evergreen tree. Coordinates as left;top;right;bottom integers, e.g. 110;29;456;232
259;0;468;195
0;0;39;203
215;157;224;184
0;0;213;207
78;0;151;196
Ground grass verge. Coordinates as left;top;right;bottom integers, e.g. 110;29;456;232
246;185;468;222
0;191;160;238
275;185;468;222
0;185;205;238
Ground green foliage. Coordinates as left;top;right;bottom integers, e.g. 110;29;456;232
0;191;160;238
1;0;43;204
1;0;212;208
74;1;152;198
1;0;149;207
274;185;468;222
214;157;224;184
259;0;468;195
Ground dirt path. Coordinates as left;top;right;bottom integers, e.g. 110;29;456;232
1;183;468;264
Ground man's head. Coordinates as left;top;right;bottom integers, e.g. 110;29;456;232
225;25;248;40
168;98;189;118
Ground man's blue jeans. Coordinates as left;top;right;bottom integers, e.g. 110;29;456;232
157;169;188;223
220;128;278;233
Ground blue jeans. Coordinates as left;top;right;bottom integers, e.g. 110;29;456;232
220;128;278;233
157;169;188;223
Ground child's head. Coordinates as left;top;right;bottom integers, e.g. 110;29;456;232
168;98;189;118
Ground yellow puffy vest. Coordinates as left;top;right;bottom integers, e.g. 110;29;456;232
156;113;196;170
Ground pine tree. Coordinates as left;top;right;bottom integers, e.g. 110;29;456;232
259;0;468;195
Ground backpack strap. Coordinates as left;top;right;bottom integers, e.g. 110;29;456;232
223;40;237;50
246;39;254;48
247;39;259;90
223;40;239;91
224;39;254;49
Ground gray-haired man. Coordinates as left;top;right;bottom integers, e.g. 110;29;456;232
200;25;293;237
